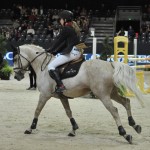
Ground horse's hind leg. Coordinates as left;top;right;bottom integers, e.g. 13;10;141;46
98;95;132;144
24;93;50;134
111;87;142;134
60;97;79;136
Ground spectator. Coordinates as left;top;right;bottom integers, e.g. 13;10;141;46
39;5;44;15
80;16;88;33
52;25;60;39
147;24;150;34
117;27;125;36
47;24;54;38
27;25;35;37
128;25;135;41
12;19;20;29
29;14;37;22
31;7;38;15
5;31;10;40
140;22;147;35
26;65;37;90
21;5;27;15
18;23;27;33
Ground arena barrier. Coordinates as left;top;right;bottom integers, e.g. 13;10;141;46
114;36;150;95
131;65;150;69
129;58;150;61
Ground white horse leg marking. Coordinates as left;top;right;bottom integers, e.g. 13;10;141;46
24;93;50;134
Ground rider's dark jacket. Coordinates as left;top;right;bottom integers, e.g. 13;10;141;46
49;23;80;55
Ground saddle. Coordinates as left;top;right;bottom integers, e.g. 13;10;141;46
56;55;85;80
56;43;87;80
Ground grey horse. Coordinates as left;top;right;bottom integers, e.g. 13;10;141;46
12;44;144;144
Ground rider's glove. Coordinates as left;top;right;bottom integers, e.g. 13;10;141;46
45;48;50;52
51;51;57;56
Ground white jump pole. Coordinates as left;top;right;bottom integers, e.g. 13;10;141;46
90;27;97;59
133;38;137;68
92;37;97;59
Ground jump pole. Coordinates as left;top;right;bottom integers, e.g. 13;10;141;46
92;37;97;59
133;38;137;68
90;27;97;59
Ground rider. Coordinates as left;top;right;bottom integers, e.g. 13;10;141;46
47;10;82;93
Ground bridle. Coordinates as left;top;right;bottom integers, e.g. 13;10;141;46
13;47;52;75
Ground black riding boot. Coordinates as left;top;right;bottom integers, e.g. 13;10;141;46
49;70;66;93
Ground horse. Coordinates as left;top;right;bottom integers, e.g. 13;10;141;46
12;44;144;144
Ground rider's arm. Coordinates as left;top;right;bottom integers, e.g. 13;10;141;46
48;27;68;53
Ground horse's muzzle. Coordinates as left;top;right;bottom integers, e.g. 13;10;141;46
14;74;24;81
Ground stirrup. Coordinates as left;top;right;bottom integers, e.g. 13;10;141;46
55;85;66;93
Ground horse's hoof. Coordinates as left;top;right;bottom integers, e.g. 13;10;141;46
124;134;132;144
68;130;76;137
73;125;79;130
24;129;32;134
134;125;142;134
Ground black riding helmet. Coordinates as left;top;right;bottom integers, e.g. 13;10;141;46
58;10;73;22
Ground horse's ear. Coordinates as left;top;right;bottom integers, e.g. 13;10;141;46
11;44;19;58
11;44;18;53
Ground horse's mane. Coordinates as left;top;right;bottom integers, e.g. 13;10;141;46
20;44;45;52
20;44;52;71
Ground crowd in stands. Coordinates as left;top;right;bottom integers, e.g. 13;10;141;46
116;25;136;42
140;21;150;43
142;4;150;21
0;4;91;48
116;22;150;43
0;2;150;45
140;3;150;43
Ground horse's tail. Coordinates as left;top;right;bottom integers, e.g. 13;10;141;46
112;61;145;107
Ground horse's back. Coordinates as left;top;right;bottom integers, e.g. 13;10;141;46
83;59;114;75
77;59;114;86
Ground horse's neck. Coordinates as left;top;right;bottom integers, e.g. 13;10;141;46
28;49;53;77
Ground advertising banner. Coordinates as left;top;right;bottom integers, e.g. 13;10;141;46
4;52;150;67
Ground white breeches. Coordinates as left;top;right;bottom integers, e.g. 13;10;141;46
48;46;82;70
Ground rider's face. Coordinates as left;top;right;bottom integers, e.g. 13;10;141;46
60;18;64;26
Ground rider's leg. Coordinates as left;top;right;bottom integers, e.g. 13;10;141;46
48;54;71;93
48;48;82;93
49;69;66;93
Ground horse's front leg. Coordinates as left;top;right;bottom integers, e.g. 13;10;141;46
24;93;50;134
60;97;79;137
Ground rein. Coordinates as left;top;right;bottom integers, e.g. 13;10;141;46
13;46;52;73
41;52;52;71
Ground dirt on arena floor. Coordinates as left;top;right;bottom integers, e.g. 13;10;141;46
0;71;150;150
